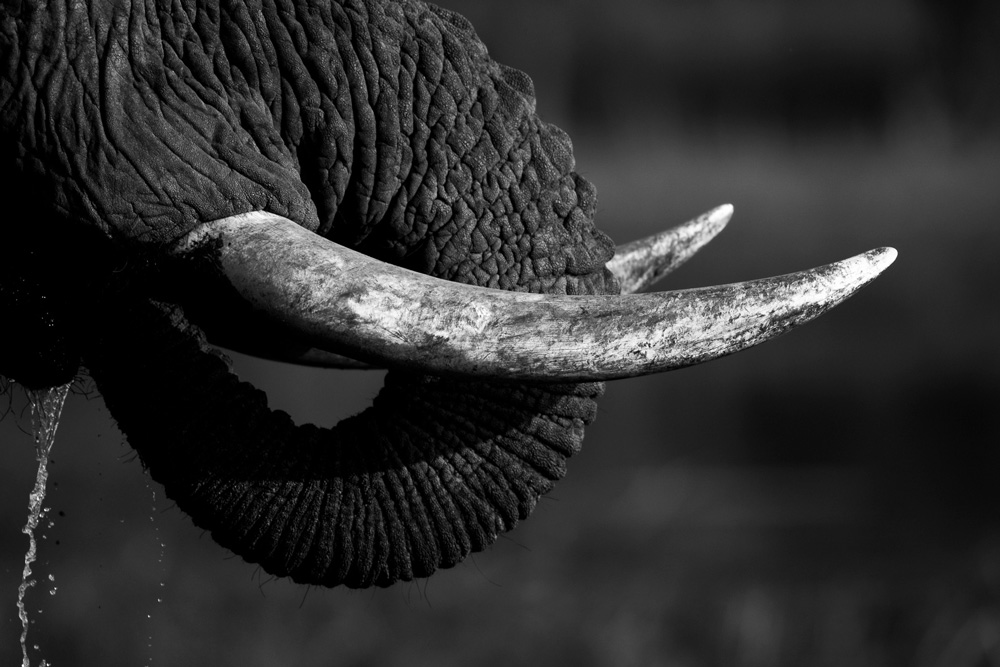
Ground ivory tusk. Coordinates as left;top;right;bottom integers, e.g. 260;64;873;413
608;204;732;294
176;212;896;381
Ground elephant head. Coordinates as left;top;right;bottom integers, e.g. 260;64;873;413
0;0;895;588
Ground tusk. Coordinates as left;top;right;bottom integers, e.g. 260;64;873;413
175;212;896;382
609;204;732;294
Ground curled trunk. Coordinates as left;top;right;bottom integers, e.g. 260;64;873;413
85;298;602;588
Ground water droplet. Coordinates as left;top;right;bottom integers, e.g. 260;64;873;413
144;480;167;667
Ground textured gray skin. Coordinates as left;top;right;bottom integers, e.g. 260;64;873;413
0;0;623;587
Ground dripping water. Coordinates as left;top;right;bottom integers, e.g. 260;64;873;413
144;481;166;667
18;383;71;667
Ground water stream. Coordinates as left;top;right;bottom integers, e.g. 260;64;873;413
18;383;71;667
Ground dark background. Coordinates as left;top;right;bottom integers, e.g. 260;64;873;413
3;0;999;664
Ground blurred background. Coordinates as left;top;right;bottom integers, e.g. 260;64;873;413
3;0;999;664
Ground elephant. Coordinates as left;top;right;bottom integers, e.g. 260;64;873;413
0;0;895;589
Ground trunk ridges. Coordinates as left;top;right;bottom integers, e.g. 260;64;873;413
86;299;602;588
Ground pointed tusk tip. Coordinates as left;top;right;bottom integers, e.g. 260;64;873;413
713;203;735;219
705;203;734;231
683;204;731;243
866;246;898;275
827;247;897;298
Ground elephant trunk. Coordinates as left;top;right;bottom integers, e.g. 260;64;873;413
84;298;600;588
